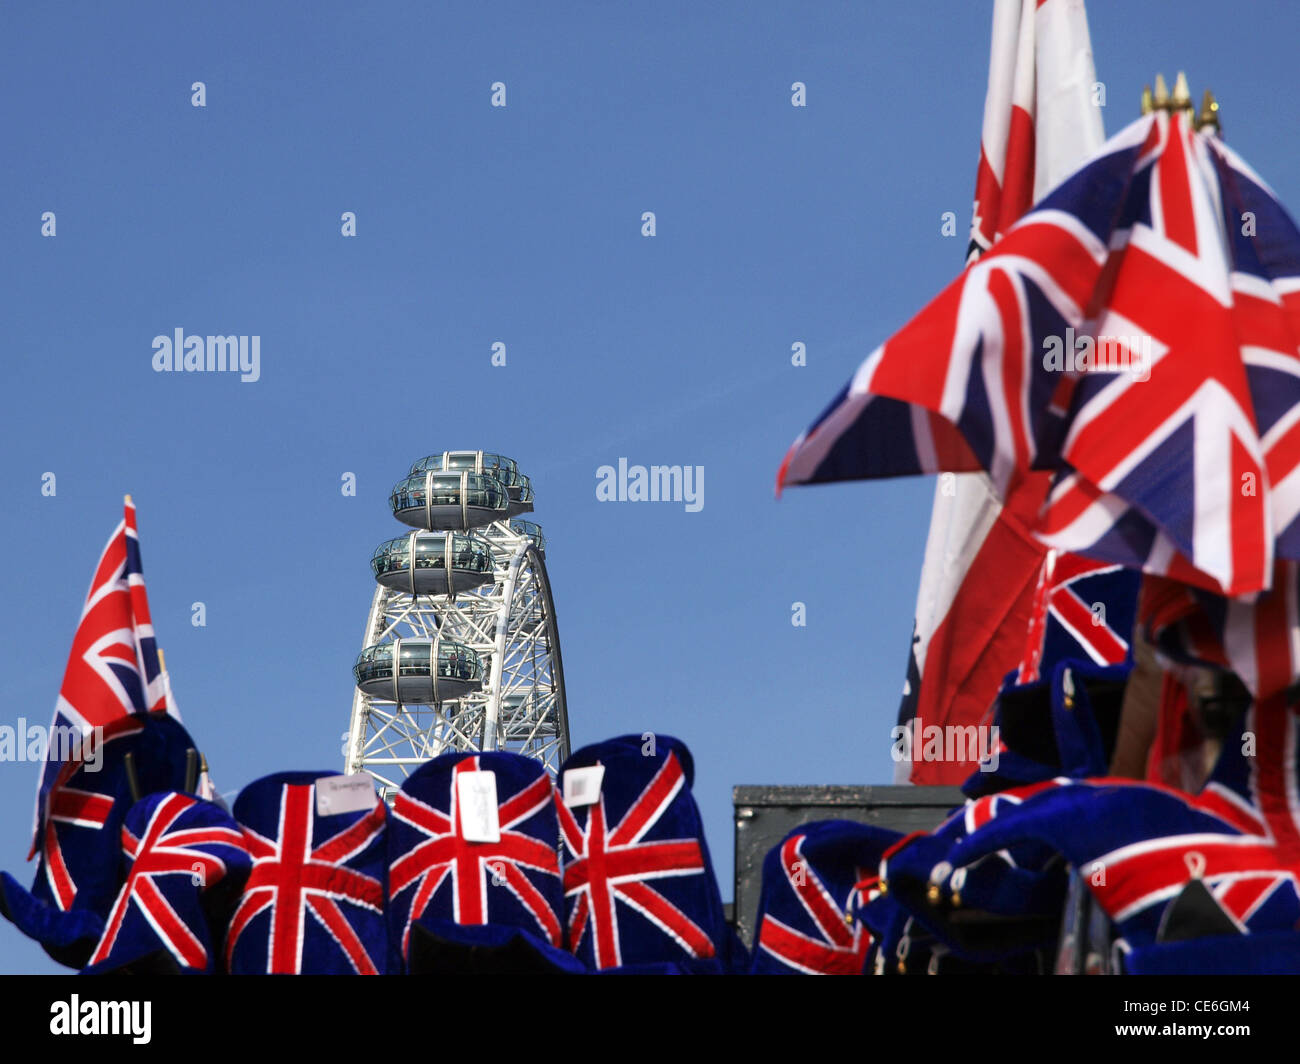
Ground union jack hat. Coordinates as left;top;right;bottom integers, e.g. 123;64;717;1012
946;770;1300;949
0;712;199;969
877;784;1068;964
387;751;581;975
962;659;1131;799
227;770;391;975
82;791;251;974
750;819;900;975
558;734;732;973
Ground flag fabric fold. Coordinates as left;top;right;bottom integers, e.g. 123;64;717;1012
885;0;1114;784
781;110;1300;599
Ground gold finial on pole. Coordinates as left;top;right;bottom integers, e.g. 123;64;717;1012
1197;88;1221;133
1171;71;1193;117
1153;73;1170;110
1141;84;1154;115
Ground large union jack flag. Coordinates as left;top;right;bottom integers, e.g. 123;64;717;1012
226;773;388;975
558;737;726;971
87;792;249;973
779;111;1300;599
31;498;174;857
387;753;563;962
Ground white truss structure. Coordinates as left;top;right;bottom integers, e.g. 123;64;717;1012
344;517;570;797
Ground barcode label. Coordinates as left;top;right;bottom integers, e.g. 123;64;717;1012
316;774;378;817
456;770;501;843
563;765;605;807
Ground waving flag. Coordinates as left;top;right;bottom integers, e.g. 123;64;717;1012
781;107;1300;599
558;735;729;972
31;497;174;855
887;0;1107;783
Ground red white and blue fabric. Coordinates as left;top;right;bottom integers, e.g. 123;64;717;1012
0;712;197;969
750;820;901;975
31;499;176;857
779;111;1300;600
945;776;1300;947
387;752;573;972
878;781;1067;962
226;771;389;975
83;792;250;974
558;735;730;973
887;0;1105;785
1016;553;1139;683
969;0;1105;262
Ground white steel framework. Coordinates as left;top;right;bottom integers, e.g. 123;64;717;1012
344;482;569;797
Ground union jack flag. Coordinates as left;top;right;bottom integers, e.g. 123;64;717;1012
87;792;249;973
558;738;725;971
891;0;1107;786
32;498;174;857
779;111;1300;599
388;753;563;961
226;774;388;975
752;822;901;975
1016;554;1139;683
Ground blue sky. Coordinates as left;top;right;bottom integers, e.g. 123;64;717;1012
2;1;1298;973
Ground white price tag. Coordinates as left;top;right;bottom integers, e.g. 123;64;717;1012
563;764;605;807
315;774;378;817
456;770;501;843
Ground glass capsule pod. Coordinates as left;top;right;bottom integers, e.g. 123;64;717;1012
505;473;534;518
389;470;508;530
500;690;555;728
409;452;522;496
509;519;545;557
353;638;484;704
370;531;495;597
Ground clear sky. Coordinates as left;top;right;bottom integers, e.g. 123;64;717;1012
2;1;1298;974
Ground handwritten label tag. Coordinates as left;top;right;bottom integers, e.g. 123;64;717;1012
316;774;378;817
457;770;500;843
563;764;605;807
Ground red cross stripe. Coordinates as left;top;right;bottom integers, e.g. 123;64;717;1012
1017;553;1131;683
557;751;715;969
757;834;870;975
389;758;560;954
89;793;245;969
42;786;116;911
1093;832;1299;929
226;784;386;975
1043;114;1271;596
